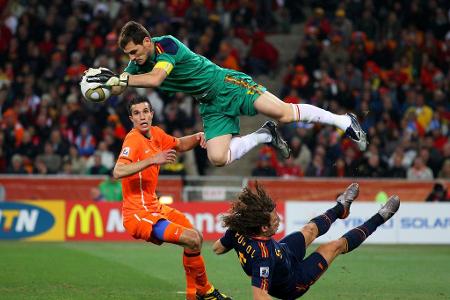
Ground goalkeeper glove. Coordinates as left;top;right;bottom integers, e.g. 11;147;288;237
86;68;129;87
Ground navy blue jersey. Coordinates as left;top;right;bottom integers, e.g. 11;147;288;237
220;229;298;299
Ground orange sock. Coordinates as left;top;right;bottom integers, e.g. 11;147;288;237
183;263;197;300
183;251;197;299
183;250;212;296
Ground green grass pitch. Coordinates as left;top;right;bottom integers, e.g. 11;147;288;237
1;242;449;299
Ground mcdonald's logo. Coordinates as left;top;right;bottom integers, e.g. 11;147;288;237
67;204;104;238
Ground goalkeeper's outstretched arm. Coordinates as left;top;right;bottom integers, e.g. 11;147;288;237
127;67;168;88
87;67;168;91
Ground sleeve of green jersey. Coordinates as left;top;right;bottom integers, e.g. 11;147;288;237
154;36;181;66
124;61;139;74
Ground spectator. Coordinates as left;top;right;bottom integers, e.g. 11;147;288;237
386;151;407;178
332;9;353;45
320;34;350;68
357;9;379;40
15;129;38;164
327;157;348;177
35;142;62;174
2;109;24;148
289;136;311;172
87;151;109;175
33;157;49;175
425;183;449;202
66;51;87;82
63;145;87;175
90;187;105;201
305;153;327;177
359;153;387;177
91;141;115;170
251;154;277;177
305;7;331;40
7;154;27;174
75;124;96;157
276;157;303;178
407;157;434;180
144;88;164;120
215;40;241;71
49;128;70;157
98;173;122;201
438;159;450;179
247;31;279;75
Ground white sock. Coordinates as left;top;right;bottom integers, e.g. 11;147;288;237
291;104;351;131
226;131;271;164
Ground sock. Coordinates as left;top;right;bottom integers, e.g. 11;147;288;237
183;250;212;296
183;251;198;299
310;203;345;236
292;104;351;131
342;213;384;253
226;130;271;164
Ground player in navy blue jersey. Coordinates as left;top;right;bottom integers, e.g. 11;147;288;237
213;183;400;299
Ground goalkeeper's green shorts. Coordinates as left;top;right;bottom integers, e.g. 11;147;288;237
199;73;267;141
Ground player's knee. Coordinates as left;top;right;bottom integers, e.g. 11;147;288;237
196;229;204;244
301;223;318;245
321;240;345;254
278;103;295;123
186;230;202;251
207;151;228;167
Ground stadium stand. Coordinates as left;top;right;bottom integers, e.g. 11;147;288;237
0;0;449;181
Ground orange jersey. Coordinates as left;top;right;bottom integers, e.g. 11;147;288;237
118;127;178;214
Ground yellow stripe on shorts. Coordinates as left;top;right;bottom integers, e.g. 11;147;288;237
224;75;263;95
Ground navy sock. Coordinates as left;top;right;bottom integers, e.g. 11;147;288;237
310;203;345;236
342;213;384;253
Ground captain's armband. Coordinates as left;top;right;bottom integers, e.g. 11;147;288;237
154;61;174;75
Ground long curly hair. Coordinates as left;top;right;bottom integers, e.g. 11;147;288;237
222;183;276;236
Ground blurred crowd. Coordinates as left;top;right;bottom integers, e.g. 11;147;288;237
253;0;450;181
0;0;300;176
0;0;449;183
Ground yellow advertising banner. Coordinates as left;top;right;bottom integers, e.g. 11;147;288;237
23;201;65;241
0;201;66;241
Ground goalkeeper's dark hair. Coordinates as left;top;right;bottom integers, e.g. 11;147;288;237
119;21;151;49
222;183;276;236
127;96;153;115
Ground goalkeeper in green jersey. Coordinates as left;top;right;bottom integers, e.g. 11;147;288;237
86;21;367;167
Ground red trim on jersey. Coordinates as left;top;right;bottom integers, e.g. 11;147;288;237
155;44;163;54
258;242;269;258
260;278;269;291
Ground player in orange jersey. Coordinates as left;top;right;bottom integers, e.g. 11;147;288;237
113;96;231;300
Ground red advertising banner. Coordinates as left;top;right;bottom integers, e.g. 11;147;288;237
64;201;285;241
249;178;449;202
173;202;285;241
1;176;183;202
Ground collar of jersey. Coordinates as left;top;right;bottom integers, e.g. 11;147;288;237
149;43;157;64
133;128;152;140
250;235;271;241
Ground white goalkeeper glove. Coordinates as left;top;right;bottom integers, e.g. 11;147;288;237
85;67;129;88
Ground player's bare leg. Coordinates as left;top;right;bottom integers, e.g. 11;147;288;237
177;228;202;251
206;134;232;167
302;183;359;246
316;195;400;265
253;91;368;151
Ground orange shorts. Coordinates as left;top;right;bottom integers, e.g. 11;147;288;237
123;204;194;245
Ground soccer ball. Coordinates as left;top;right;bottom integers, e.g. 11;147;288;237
80;68;111;103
